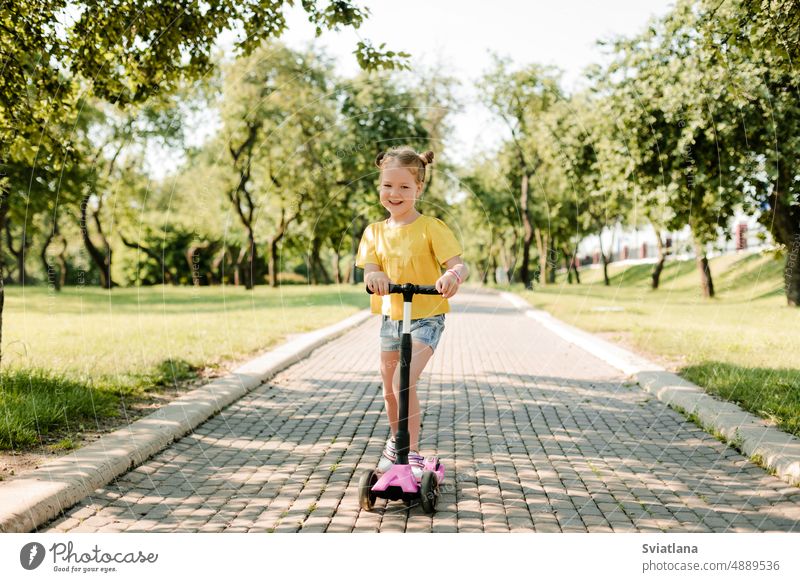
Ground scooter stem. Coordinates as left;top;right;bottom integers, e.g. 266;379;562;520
395;299;413;465
365;282;441;467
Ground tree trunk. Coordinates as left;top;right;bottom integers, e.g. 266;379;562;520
519;172;534;289
309;239;320;285
227;123;262;290
319;261;332;284
269;238;279;287
651;226;667;290
232;235;257;289
572;241;581;285
186;242;211;287
267;204;303;288
597;227;610;286
764;188;800;306
317;251;332;284
244;232;257;289
507;260;516;283
521;240;532;286
563;245;573;284
651;256;666;290
534;226;550;286
601;253;610;286
234;246;247;287
186;246;200;287
79;194;115;289
343;261;353;286
506;230;518;283
212;247;232;285
0;187;9;366
693;238;715;298
565;254;573;284
41;220;60;291
19;236;30;283
332;248;341;284
309;240;331;285
5;225;18;283
5;221;31;284
786;240;800;306
56;234;67;289
478;251;488;285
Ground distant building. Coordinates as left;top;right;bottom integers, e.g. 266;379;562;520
576;208;772;266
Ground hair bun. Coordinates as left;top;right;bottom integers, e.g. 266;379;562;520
419;150;434;165
374;151;386;168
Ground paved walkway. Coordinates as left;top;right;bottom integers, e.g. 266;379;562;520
41;288;800;532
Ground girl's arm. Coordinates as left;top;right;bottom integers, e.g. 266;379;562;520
436;256;469;298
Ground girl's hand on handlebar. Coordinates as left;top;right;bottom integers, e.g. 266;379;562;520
436;271;459;298
366;271;391;295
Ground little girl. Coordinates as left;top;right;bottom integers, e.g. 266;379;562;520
355;146;468;478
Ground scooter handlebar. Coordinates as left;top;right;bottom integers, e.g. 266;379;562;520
365;282;441;296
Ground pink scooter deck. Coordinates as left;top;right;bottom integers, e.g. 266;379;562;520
372;457;445;493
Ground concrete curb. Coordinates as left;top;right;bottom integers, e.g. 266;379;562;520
0;309;373;533
498;290;800;488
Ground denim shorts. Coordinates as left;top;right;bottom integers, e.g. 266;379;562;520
380;313;446;352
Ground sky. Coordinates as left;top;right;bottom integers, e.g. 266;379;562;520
273;0;676;165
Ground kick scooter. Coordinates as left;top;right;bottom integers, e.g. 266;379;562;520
358;282;445;514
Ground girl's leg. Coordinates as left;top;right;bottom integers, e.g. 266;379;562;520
380;350;401;436
391;340;434;452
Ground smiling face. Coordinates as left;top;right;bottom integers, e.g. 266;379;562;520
379;163;422;220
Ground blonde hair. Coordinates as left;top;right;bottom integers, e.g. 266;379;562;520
375;146;435;186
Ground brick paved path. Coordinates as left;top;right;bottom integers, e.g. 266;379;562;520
41;288;800;532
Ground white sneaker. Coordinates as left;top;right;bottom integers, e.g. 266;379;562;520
408;451;425;480
377;436;396;472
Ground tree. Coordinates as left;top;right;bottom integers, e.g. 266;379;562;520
591;58;677;289
460;154;521;284
480;55;562;288
0;0;409;364
216;42;342;287
602;2;743;297
543;95;629;286
693;0;800;305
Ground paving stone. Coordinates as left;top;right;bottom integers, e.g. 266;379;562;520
35;289;800;533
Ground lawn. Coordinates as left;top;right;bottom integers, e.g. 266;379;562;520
510;250;800;437
0;284;367;449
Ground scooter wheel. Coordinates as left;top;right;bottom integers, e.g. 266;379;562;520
358;470;378;511
420;470;439;514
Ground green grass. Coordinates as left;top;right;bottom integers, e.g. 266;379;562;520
1;284;367;450
4;284;365;377
502;250;800;437
682;363;800;436
51;437;77;451
0;368;118;448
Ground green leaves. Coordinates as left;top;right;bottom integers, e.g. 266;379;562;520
1;0;408;195
354;41;411;72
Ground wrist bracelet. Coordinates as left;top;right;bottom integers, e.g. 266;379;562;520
446;268;462;284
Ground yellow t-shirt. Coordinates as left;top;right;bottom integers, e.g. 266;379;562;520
355;214;463;320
